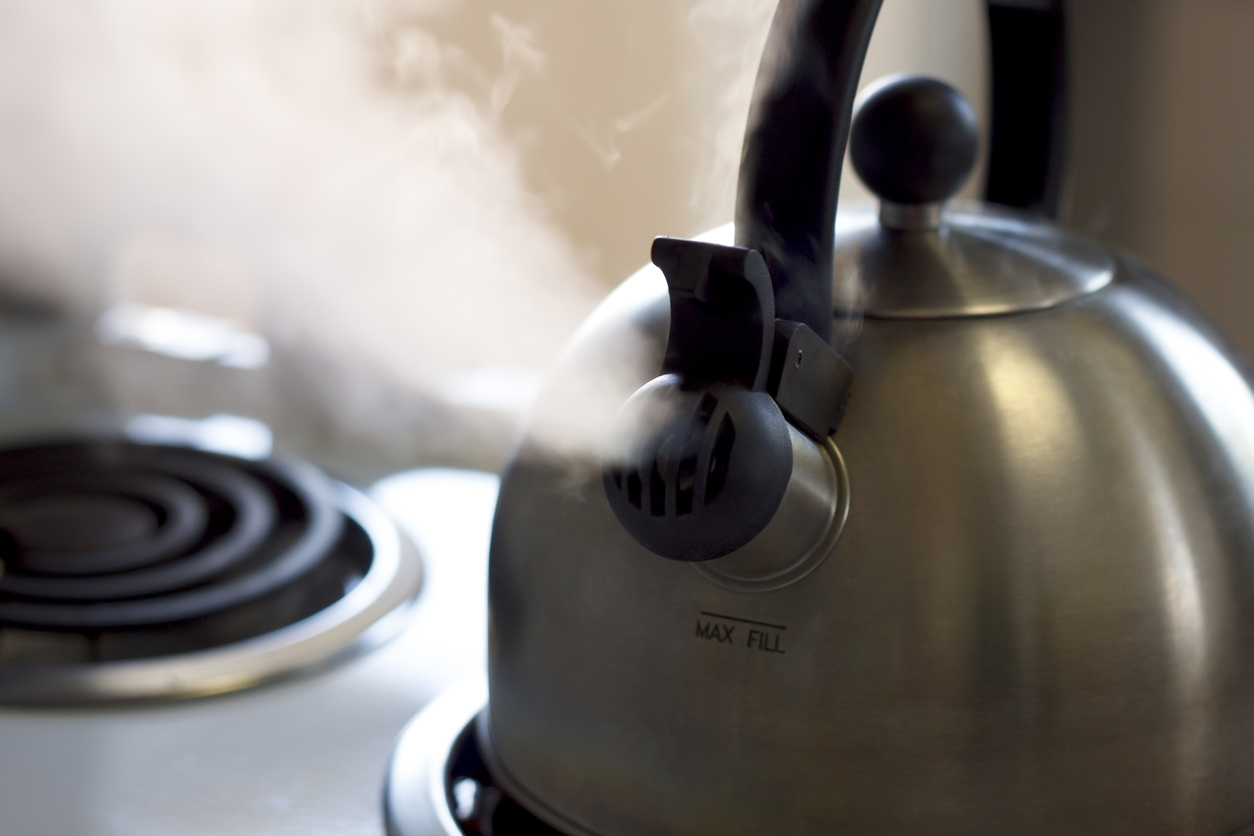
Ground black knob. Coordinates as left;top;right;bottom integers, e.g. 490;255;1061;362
850;74;978;205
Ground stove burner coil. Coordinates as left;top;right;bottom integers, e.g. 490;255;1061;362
0;439;422;702
0;442;341;629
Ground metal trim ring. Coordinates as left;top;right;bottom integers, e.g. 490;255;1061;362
0;481;422;704
693;436;850;593
384;676;488;836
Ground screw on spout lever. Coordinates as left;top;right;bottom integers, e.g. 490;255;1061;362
768;320;853;440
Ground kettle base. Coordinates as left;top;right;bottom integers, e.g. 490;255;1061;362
387;678;1254;836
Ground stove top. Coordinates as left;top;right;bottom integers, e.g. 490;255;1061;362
0;465;496;835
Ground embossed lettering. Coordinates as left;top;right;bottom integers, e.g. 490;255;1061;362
747;628;785;654
695;620;735;643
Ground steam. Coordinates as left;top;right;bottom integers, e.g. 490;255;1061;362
684;0;778;233
0;0;605;477
0;0;988;481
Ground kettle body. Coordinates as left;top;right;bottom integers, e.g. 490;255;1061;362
482;1;1254;833
486;207;1254;835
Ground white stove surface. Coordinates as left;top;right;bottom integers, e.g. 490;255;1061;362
0;467;498;836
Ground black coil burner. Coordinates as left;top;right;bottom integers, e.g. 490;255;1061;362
0;440;376;665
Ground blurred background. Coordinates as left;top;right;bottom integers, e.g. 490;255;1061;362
0;0;1249;480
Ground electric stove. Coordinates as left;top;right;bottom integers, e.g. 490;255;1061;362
0;461;497;836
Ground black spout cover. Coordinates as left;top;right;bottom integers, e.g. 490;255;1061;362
603;237;847;562
603;377;793;562
652;237;775;391
603;239;789;561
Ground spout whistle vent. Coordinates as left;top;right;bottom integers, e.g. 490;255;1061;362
608;391;734;519
604;378;792;562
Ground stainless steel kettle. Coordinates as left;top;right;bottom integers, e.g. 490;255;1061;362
483;0;1254;833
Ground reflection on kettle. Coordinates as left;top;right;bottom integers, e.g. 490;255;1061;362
388;1;1254;834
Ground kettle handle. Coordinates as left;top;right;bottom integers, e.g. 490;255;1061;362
734;0;1067;344
985;0;1067;216
734;0;884;345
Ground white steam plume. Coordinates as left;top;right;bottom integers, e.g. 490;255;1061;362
0;0;606;478
0;0;986;480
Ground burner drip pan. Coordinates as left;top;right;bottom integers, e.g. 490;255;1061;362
0;440;422;703
386;677;570;836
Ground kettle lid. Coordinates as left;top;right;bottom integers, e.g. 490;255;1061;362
838;74;1114;320
834;204;1114;319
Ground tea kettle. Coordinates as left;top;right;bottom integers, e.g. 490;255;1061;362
482;0;1254;833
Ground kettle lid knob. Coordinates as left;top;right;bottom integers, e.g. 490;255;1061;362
850;74;978;212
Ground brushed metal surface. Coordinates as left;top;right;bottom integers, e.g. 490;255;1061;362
836;202;1115;318
486;219;1254;835
879;199;942;231
692;204;1113;323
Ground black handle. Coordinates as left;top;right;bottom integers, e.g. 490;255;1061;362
734;0;884;345
734;0;1068;343
984;0;1067;217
